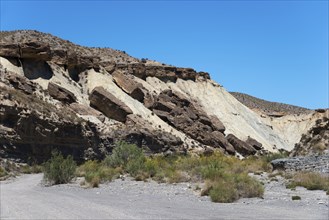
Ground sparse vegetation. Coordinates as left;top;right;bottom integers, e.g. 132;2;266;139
43;150;77;185
230;92;310;115
286;172;329;192
76;160;122;187
292;195;301;200
0;166;7;178
262;151;289;163
78;142;265;202
20;164;43;174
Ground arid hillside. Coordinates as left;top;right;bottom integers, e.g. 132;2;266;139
0;30;325;162
230;92;311;117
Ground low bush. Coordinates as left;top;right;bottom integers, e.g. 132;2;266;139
77;160;122;187
209;180;238;203
292;195;301;200
43;150;77;185
20;164;43;174
78;142;266;202
0;166;7;178
263;152;288;163
126;156;146;177
202;172;263;203
235;173;264;198
104;141;144;168
286;172;329;191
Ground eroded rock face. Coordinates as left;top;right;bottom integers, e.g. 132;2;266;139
123;114;184;154
0;31;209;83
149;90;233;153
22;59;53;80
0;30;279;163
115;63;210;82
6;73;35;94
0;88;104;163
290;113;329;157
48;82;77;104
0;41;51;60
89;86;133;123
226;134;256;156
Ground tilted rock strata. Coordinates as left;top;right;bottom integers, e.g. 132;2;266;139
148;89;237;154
89;86;133;123
48;82;77;104
0;30;322;162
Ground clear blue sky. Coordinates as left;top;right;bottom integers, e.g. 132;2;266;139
1;1;328;109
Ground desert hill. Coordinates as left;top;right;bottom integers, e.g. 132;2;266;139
0;30;325;162
230;92;311;117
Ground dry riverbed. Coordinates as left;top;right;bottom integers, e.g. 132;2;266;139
1;173;328;219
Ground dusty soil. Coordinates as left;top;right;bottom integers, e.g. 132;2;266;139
0;174;328;219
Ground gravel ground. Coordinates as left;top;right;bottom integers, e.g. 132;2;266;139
0;173;328;219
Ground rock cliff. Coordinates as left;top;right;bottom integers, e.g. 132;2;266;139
0;30;324;162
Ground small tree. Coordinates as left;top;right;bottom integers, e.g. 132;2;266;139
43;150;77;185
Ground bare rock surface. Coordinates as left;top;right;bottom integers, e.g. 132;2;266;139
291;111;329;157
89;86;133;123
0;173;328;219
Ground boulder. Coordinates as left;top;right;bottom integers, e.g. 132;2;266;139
89;86;133;123
209;115;226;133
226;134;257;156
246;136;263;150
211;131;235;155
48;82;77;104
112;71;145;102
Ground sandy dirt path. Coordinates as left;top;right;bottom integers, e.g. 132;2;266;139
1;174;328;219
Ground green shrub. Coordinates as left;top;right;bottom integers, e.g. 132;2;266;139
235;174;264;198
143;157;160;177
126;156;146;177
0;166;7;178
43;150;77;185
20;164;43;174
104;141;144;168
201;160;225;180
263;152;288;163
286;172;329;191
292;195;301;200
167;170;190;183
209;180;239;203
76;160;100;177
202;172;264;203
78;160;122;187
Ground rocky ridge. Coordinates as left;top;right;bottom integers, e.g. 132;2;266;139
231;92;311;117
0;30;324;162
